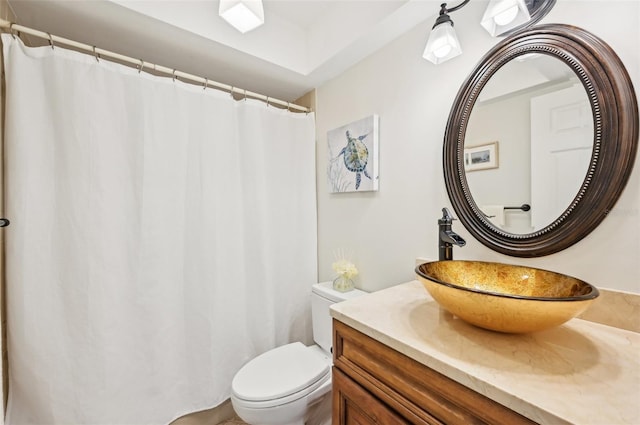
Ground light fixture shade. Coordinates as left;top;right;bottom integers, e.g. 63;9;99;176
423;22;463;65
480;0;531;37
219;0;264;34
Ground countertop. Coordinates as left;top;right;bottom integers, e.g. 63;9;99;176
330;280;640;425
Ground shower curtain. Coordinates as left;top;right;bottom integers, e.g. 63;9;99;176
2;34;317;424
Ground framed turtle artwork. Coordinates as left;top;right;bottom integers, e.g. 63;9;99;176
327;115;379;193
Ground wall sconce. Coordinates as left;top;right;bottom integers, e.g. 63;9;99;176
423;0;555;65
422;1;469;64
219;0;265;34
481;0;530;36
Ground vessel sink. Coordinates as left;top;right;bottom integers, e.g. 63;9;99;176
415;260;599;333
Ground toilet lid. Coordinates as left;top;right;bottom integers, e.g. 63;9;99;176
232;342;330;402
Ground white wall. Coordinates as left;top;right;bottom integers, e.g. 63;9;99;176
315;0;640;293
467;88;533;233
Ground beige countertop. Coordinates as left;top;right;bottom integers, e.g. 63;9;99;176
330;280;640;425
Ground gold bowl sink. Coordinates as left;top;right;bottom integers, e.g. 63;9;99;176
415;260;599;333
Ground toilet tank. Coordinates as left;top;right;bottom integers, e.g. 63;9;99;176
311;282;367;354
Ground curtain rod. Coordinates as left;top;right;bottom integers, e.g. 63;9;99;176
0;19;311;113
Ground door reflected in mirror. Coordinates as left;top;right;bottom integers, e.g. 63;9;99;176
465;53;593;234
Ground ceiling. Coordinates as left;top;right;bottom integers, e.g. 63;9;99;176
7;0;441;103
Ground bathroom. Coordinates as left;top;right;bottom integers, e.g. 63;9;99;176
0;0;638;424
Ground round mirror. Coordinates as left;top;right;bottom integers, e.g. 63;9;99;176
465;54;593;234
444;24;638;257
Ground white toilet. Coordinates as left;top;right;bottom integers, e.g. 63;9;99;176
231;282;366;425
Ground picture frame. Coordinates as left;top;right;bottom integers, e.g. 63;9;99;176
327;115;379;193
464;142;499;172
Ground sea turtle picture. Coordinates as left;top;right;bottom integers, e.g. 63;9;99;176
327;115;379;193
338;130;371;190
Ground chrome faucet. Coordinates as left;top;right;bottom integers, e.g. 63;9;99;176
439;208;466;261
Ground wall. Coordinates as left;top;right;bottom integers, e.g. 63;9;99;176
316;0;640;294
467;86;534;233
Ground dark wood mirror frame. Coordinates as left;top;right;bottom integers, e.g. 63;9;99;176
444;24;638;257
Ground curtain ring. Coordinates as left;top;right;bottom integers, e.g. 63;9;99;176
138;59;144;73
244;89;247;101
203;77;208;90
287;102;291;112
92;46;100;62
47;32;54;50
266;96;270;107
9;23;17;40
172;69;177;82
230;86;235;99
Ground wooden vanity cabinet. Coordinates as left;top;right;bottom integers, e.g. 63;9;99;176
332;320;537;425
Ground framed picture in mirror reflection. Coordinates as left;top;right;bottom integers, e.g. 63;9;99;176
464;142;499;172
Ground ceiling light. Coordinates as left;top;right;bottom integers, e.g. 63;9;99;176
219;0;264;34
481;0;531;37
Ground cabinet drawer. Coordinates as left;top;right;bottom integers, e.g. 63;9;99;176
333;320;536;425
333;367;408;424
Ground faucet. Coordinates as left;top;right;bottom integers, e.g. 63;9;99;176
439;208;466;261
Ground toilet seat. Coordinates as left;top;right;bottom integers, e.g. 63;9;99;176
231;342;331;409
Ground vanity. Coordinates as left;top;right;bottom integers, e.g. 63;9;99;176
330;281;640;424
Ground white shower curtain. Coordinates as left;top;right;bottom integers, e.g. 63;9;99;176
2;34;317;424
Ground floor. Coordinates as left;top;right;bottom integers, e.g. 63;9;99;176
216;416;248;425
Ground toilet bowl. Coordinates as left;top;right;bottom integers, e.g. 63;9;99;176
231;343;331;425
230;282;366;425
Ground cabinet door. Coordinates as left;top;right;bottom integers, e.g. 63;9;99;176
333;320;536;425
333;367;408;424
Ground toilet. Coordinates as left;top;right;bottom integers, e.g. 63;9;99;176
231;282;366;425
